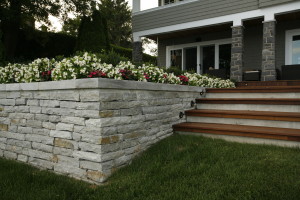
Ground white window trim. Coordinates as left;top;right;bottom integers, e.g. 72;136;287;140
166;38;231;74
285;29;300;65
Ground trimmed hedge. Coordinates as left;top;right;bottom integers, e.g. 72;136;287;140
0;30;5;64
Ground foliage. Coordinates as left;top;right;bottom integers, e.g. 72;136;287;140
96;51;129;66
76;11;110;53
0;52;235;88
99;0;132;48
0;30;5;65
60;18;81;37
111;45;157;65
15;29;76;61
0;0;99;59
1;135;300;200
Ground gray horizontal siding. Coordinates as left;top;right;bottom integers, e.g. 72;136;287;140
133;0;258;32
259;0;297;7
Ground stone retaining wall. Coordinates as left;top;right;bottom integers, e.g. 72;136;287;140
0;78;203;184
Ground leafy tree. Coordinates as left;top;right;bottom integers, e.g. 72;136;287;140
61;17;81;37
76;11;110;53
0;0;98;59
99;0;132;48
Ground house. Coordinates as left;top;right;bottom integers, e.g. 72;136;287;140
132;0;300;82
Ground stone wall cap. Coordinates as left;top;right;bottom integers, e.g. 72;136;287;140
0;78;204;92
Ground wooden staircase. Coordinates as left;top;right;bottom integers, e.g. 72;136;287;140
173;84;300;147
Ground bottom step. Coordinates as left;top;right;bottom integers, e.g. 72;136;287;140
173;122;300;142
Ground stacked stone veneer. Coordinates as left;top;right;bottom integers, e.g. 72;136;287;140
0;78;202;184
261;20;276;81
231;26;244;82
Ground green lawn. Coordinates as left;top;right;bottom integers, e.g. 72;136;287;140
1;135;300;200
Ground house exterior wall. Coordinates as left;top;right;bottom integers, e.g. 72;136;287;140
133;0;259;32
259;0;297;7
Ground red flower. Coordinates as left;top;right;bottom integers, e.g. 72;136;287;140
178;75;189;85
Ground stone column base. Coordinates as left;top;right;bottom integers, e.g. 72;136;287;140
132;41;143;63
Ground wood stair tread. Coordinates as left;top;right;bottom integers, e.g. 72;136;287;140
173;122;300;141
185;109;300;122
206;86;300;93
196;98;300;105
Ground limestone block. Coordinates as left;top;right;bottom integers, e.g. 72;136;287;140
120;108;142;116
34;114;49;122
4;151;17;159
51;91;80;101
98;91;123;102
49;115;61;123
80;160;104;171
28;157;54;170
0;149;3;156
79;142;102;154
53;147;73;156
14;106;30;113
6;91;21;99
99;110;120;118
99;116;131;127
25;134;53;145
18;126;33;134
101;150;124;162
74;110;99;118
40;100;60;108
32;128;50;136
0;124;8;131
61;116;85;126
32;142;53;153
50;130;72;139
6;144;23;154
0;143;6;150
15;98;27;105
79;90;100;102
42;122;56;130
7;139;31;148
27;99;39;106
101;143;121;153
4;106;14;113
54;138;77;150
25;149;53;161
73;151;102;162
56;123;74;132
0;99;15;106
0;132;25;141
26;120;43;128
5;122;15;130
56;155;79;167
80;134;102;144
9;113;34;120
74;126;102;136
17;155;29;162
30;106;42;114
34;91;50;99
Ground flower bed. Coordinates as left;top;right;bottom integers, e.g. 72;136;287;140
0;52;235;88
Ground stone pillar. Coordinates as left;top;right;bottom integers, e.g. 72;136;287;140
132;41;143;63
261;20;276;81
230;26;244;82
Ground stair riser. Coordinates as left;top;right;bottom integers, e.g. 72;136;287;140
196;104;300;113
187;116;300;129
204;93;300;99
176;131;300;148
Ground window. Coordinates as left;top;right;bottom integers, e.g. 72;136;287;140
285;29;300;65
159;0;184;6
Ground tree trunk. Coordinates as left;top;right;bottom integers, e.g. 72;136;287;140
2;0;21;60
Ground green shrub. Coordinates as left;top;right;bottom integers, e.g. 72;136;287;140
0;30;5;65
165;66;185;76
76;11;110;53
